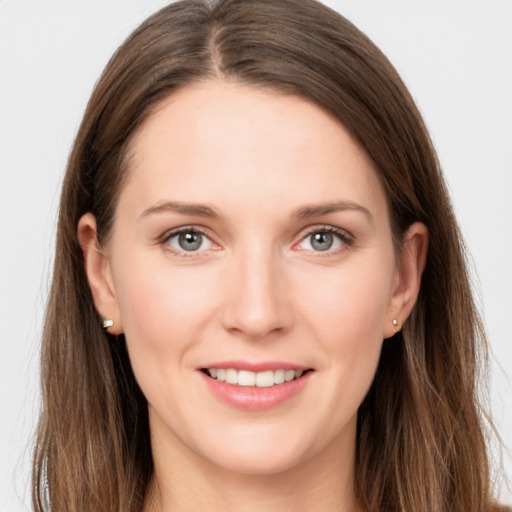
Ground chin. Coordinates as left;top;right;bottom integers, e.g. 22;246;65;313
194;425;319;476
210;448;307;476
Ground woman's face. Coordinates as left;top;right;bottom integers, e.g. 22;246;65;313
85;81;420;476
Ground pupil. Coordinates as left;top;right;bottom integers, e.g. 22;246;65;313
311;232;333;251
179;232;202;251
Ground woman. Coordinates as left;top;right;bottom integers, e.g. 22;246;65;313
32;0;507;511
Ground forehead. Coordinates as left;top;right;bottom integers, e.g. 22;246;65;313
121;80;388;222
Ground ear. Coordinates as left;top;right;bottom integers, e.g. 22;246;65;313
383;222;428;338
77;213;123;335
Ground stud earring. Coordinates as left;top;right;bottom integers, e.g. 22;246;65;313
392;319;400;332
102;318;114;329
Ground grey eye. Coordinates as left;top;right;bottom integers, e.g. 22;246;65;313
310;232;334;251
297;229;346;252
178;232;203;251
167;230;213;252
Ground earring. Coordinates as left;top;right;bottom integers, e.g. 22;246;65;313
392;319;400;331
102;318;114;329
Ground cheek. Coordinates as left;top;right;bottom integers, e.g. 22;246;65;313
294;257;394;400
297;258;393;343
112;252;220;363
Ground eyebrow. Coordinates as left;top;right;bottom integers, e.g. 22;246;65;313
139;201;219;219
292;201;374;224
139;199;373;223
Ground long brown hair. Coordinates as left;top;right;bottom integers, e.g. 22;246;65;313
33;1;501;510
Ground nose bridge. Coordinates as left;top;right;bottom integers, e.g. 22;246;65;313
222;237;292;338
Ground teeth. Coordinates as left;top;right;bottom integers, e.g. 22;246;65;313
206;368;306;387
285;370;295;382
274;369;285;385
256;370;274;387
238;370;255;386
225;368;238;384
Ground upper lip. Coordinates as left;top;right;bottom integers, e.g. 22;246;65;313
199;360;312;372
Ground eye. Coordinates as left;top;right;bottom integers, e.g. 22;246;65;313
297;227;351;252
165;229;214;253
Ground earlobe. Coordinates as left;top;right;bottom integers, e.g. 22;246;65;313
77;213;123;334
384;222;429;339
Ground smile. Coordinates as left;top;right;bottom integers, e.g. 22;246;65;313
204;368;306;387
200;365;314;411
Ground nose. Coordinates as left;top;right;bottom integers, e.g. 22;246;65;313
221;247;293;339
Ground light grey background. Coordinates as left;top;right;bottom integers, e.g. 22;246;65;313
1;1;510;510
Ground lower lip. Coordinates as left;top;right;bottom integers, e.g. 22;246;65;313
200;371;313;411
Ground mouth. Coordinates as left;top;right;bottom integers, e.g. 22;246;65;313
198;361;315;410
201;368;312;388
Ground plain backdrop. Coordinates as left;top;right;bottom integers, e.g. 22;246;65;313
1;1;511;510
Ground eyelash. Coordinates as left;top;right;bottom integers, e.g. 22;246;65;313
161;226;215;257
160;224;354;257
296;225;354;254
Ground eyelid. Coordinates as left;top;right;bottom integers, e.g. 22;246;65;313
293;224;354;252
160;225;220;256
158;223;354;256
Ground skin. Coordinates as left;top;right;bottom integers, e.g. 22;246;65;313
79;81;428;512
